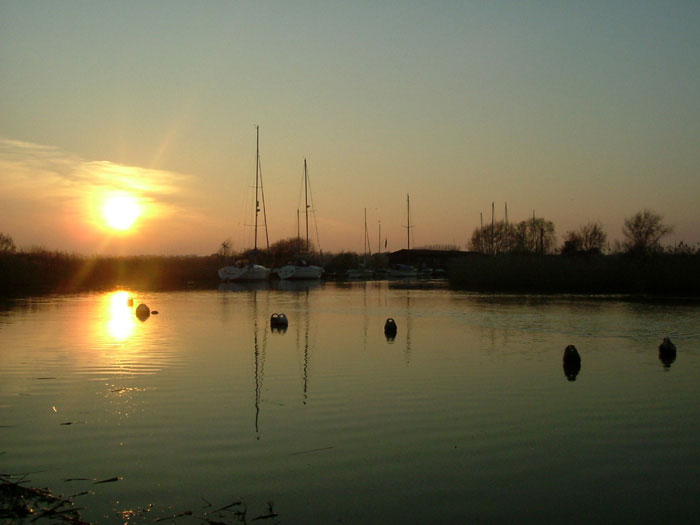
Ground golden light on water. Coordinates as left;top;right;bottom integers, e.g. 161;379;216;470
106;290;135;340
102;192;141;231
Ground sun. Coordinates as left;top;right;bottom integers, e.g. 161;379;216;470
103;193;141;231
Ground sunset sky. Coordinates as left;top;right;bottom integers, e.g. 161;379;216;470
1;1;699;255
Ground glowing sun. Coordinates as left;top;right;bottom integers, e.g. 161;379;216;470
103;193;141;231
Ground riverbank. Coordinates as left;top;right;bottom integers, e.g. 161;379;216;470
0;251;222;295
448;253;700;296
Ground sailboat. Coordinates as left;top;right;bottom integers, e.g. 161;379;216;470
278;159;323;280
346;208;374;279
218;126;271;282
389;193;418;278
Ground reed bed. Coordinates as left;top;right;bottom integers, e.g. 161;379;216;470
448;253;700;296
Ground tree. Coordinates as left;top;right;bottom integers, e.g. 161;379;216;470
562;222;607;255
469;221;516;255
269;237;312;263
622;209;672;255
217;239;233;258
512;217;556;254
0;232;16;253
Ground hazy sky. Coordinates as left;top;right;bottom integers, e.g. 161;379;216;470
2;1;699;255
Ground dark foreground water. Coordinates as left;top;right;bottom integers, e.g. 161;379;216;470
1;282;699;523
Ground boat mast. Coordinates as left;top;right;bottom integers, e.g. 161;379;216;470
254;125;260;253
406;194;411;250
304;158;310;253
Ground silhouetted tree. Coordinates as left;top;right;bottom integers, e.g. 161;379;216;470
562;222;607;255
0;232;16;253
622;209;672;255
470;221;516;255
512;217;556;254
217;239;233;258
269;236;314;263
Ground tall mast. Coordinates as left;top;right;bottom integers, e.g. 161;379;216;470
406;194;411;250
304;158;309;253
378;219;381;255
364;208;368;256
254;125;260;252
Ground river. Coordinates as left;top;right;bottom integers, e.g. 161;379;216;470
1;281;699;523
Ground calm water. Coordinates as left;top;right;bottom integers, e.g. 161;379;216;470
1;282;699;523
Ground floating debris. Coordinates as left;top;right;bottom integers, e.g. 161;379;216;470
0;474;87;524
151;310;159;315
252;501;278;521
289;446;334;456
93;476;121;484
155;510;192;522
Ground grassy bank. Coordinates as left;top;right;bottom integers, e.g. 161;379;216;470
448;253;700;296
0;251;223;295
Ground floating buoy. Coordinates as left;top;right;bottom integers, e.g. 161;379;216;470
562;344;581;381
151;310;159;315
562;345;581;365
270;313;288;328
384;318;397;339
135;303;150;321
658;337;677;369
658;337;676;355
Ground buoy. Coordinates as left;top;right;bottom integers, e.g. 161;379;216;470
151;310;159;315
135;303;150;321
562;345;581;381
562;345;581;365
384;318;397;338
658;337;676;369
658;337;676;355
270;313;288;328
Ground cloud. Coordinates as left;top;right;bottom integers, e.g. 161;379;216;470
0;137;212;253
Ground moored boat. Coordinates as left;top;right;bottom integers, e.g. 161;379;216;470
218;126;271;282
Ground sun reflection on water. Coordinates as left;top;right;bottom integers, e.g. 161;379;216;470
106;290;135;341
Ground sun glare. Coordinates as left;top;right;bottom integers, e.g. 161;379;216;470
103;193;141;231
106;291;135;341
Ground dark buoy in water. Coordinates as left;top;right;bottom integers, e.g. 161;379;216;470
658;337;677;369
563;345;581;381
659;337;676;354
384;318;397;340
151;310;159;315
135;303;150;321
270;313;288;332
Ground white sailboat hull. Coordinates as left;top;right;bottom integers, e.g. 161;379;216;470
278;264;323;280
218;264;271;282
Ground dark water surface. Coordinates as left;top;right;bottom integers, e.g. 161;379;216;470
1;282;699;523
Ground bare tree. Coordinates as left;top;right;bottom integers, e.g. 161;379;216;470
512;217;556;254
562;222;607;255
217;239;233;258
469;221;515;255
622;209;673;255
0;232;16;253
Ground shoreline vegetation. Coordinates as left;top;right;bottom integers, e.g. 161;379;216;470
1;206;698;297
0;248;698;298
448;252;700;296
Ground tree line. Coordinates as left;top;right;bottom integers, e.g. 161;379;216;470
468;209;696;257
